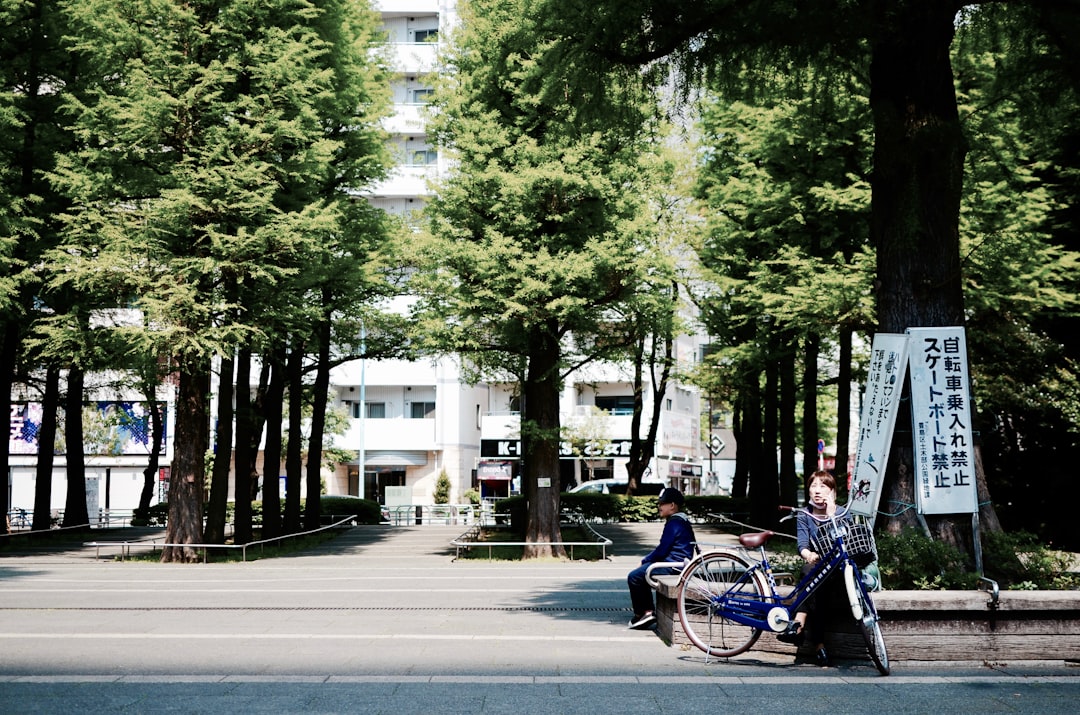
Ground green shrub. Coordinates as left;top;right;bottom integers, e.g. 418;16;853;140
981;530;1080;590
875;527;1080;590
433;471;451;505
874;527;977;589
317;496;383;525
131;502;169;527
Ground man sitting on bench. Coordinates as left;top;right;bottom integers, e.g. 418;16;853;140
626;487;696;630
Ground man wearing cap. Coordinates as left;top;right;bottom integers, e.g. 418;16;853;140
626;487;696;629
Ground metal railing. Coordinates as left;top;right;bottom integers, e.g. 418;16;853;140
383;503;503;526
450;519;613;561
83;515;357;562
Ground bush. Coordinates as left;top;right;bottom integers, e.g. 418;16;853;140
875;527;1080;590
875;527;978;589
131;502;169;527
317;496;383;525
493;492;752;529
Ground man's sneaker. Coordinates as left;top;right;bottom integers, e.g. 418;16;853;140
628;612;656;629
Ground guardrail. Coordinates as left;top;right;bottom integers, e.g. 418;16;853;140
83;515;357;562
384;503;504;526
450;520;613;560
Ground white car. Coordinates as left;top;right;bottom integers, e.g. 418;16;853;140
567;479;665;496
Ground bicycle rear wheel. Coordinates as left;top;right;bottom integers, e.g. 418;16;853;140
844;563;890;675
676;551;767;658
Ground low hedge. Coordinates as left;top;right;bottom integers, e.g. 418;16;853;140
493;493;751;532
137;496;383;527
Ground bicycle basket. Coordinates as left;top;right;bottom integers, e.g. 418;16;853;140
845;523;878;568
810;522;877;568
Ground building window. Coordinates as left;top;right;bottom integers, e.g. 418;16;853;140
411;88;434;104
410;401;436;419
595;395;635;415
366;402;386;419
413;28;438;43
410;149;438;166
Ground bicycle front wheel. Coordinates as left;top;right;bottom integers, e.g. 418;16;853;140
844;563;890;675
677;551;767;658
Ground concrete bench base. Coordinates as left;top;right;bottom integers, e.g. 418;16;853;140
654;575;1080;662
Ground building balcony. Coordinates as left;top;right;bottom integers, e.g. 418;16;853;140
366;165;436;198
388;42;437;75
384;103;428;135
340;417;437;452
375;0;440;15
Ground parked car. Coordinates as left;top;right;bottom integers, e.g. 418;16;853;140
567;479;665;496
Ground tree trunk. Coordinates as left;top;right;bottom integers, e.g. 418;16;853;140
162;361;209;563
801;332;819;486
779;336;798;508
0;321;19;533
284;344;304;534
260;349;286;539
304;304;333;530
62;365;89;527
522;321;565;559
625;314;672;493
249;356;271;502
869;2;1001;550
136;393;164;523
32;364;59;531
751;338;780;530
204;353;233;544
834;326;853;483
233;346;254;544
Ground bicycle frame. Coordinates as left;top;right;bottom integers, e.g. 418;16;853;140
708;530;861;631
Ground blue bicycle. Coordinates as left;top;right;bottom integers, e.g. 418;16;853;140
676;508;889;675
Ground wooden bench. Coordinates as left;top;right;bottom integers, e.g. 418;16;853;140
653;575;1080;662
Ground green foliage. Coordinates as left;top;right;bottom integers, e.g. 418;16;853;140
433;471;452;505
980;530;1080;590
131;503;169;527
463;489;481;506
318;496;383;525
875;528;1080;590
875;528;979;590
492;493;753;526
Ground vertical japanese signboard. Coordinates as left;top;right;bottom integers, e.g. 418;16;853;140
849;334;909;520
907;326;978;515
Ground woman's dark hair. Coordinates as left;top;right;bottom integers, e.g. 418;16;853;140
808;470;836;492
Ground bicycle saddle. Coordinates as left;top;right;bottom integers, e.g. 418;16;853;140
739;530;774;548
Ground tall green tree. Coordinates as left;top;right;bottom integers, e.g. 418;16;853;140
415;0;665;557
535;0;1079;548
693;87;873;526
52;0;391;560
0;0;77;531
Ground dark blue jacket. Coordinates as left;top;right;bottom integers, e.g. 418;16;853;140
642;512;696;564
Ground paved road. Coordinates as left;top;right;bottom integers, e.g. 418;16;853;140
1;524;1078;713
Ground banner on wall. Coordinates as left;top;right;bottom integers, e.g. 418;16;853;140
9;401;168;456
849;334;910;521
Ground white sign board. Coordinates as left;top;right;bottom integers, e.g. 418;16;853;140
907;326;978;515
849;334;909;520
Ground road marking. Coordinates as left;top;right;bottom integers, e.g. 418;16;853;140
1;674;1078;684
0;633;648;642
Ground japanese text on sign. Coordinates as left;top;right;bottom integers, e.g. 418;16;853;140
849;334;909;521
907;327;977;515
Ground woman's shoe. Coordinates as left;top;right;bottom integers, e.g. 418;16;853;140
776;621;804;646
814;646;830;667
